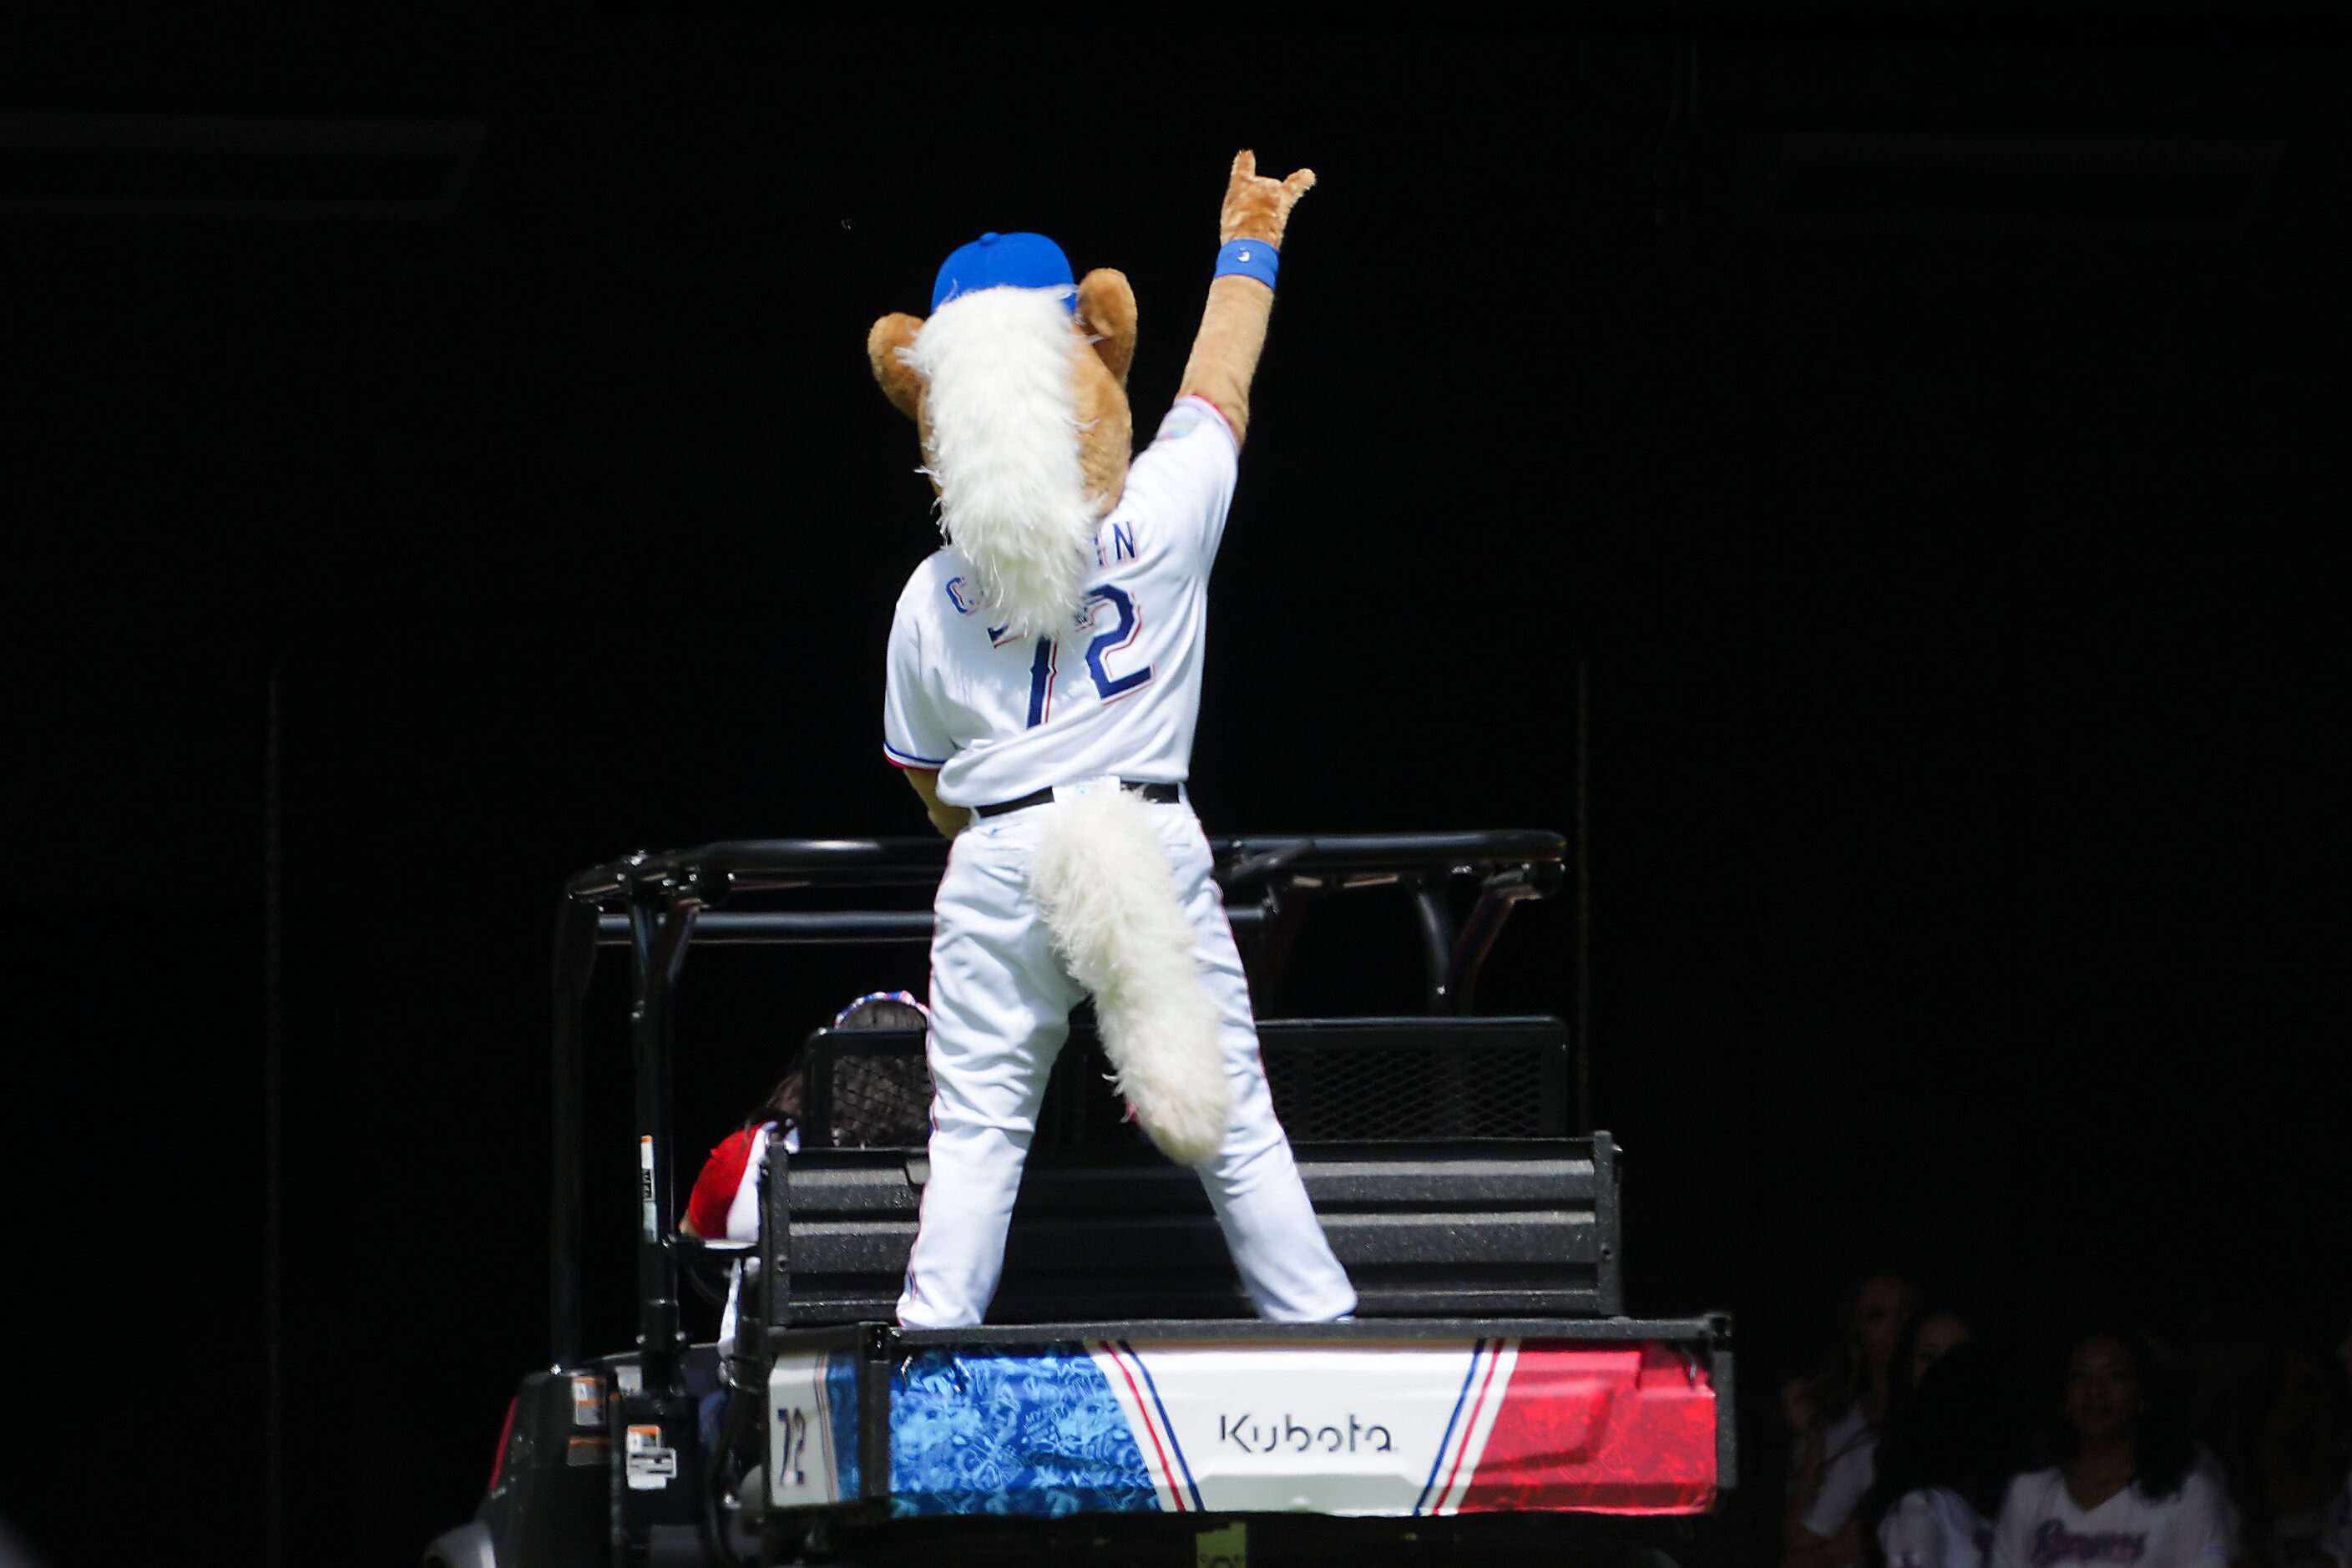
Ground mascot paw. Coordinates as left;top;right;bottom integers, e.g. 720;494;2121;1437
1219;149;1317;248
1074;268;1138;389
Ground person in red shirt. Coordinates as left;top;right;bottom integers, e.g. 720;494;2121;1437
684;989;932;1269
685;992;931;1471
681;1078;801;1252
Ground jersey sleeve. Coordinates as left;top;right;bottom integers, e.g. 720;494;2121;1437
1986;1474;2041;1568
2177;1468;2238;1565
1128;395;1240;570
883;588;954;770
2319;1477;2349;1566
1877;1491;1945;1568
1801;1436;1875;1539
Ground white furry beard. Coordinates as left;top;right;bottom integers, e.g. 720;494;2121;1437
1031;787;1232;1166
905;286;1097;640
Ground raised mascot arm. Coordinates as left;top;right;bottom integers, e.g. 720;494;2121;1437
1177;150;1315;449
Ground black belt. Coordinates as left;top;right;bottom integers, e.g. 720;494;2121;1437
973;780;1182;818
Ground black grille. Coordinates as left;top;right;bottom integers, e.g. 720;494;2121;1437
764;1139;1621;1327
801;1017;1576;1149
1267;1043;1555;1141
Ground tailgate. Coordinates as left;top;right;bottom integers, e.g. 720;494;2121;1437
762;1317;1731;1521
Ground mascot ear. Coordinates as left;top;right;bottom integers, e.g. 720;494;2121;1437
867;312;926;421
1075;269;1136;391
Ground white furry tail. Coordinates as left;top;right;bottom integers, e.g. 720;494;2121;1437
903;284;1095;640
1031;788;1231;1166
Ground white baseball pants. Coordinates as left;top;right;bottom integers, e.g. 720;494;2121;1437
895;798;1358;1328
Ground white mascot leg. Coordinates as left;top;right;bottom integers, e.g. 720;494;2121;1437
1031;789;1230;1166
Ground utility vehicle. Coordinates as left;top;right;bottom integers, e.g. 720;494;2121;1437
427;830;1733;1566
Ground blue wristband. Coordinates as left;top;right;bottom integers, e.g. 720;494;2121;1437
1213;238;1279;290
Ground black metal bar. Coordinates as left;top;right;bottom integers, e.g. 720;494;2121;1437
1446;880;1540;1016
627;898;657;988
1575;658;1592;1136
590;905;1266;951
1712;1324;1740;1494
879;1314;1732;1348
634;898;700;1390
262;667;284;1567
1244;886;1312;1015
758;1137;785;1348
550;897;599;1368
1410;885;1456;1016
569;838;951;900
1595;1131;1623;1317
1214;837;1313;892
565;832;1565;904
595;910;935;946
768;1130;792;1329
1185;830;1571;877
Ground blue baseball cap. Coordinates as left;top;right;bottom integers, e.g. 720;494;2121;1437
931;231;1075;314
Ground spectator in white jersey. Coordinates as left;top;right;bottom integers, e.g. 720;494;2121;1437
1990;1326;2233;1568
2319;1317;2351;1568
2186;1313;2349;1568
1819;1294;1975;1564
2244;1343;2352;1568
1859;1339;2035;1568
1787;1273;1916;1568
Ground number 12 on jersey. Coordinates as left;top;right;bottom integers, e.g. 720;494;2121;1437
1023;584;1153;728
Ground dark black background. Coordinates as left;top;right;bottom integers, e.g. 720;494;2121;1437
6;11;2347;1565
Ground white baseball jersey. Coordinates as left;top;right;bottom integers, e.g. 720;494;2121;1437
1879;1485;1993;1568
1803;1404;1880;1540
2321;1474;2349;1567
2263;1490;2347;1568
1990;1466;2232;1568
883;396;1238;807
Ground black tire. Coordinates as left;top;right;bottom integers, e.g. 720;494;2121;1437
421;1520;496;1568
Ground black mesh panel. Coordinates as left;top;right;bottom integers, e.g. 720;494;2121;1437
824;1050;932;1148
801;1018;1572;1148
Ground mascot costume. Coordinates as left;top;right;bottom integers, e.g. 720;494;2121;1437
871;151;1358;1329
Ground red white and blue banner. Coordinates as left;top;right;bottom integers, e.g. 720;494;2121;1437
769;1338;1717;1519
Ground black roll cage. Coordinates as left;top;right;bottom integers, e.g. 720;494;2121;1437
549;829;1575;1388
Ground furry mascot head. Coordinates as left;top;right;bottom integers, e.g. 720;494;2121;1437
868;153;1313;1165
865;234;1138;639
